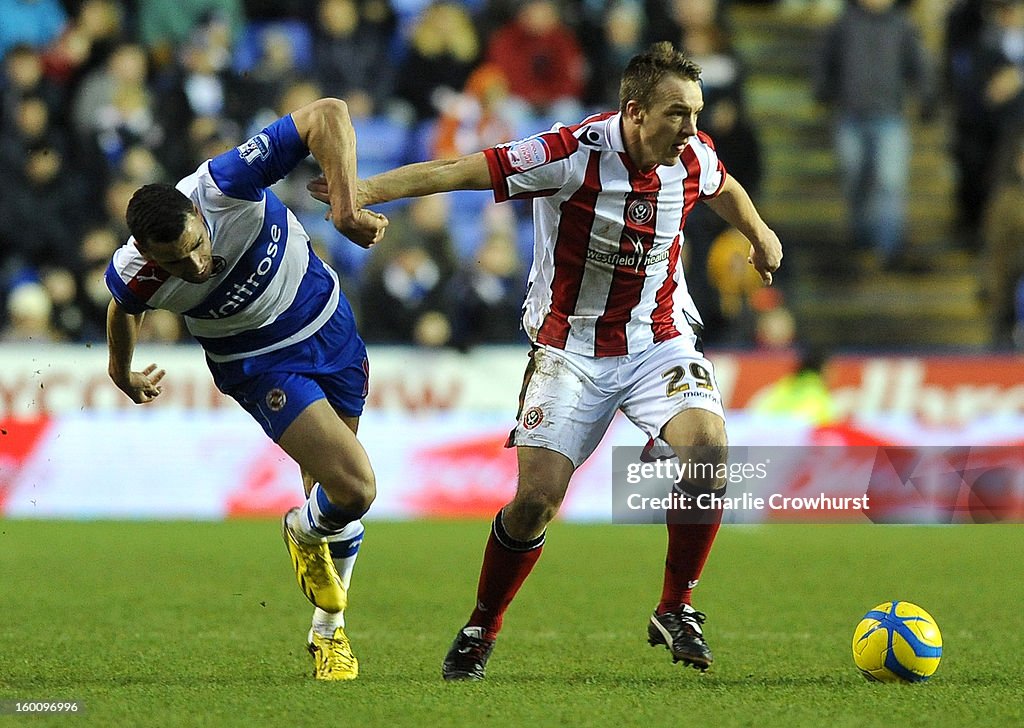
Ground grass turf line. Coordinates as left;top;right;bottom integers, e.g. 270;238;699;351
0;521;1020;727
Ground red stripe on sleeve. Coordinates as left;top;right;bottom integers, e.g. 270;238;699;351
483;147;510;203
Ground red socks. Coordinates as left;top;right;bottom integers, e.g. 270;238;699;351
467;510;545;639
656;503;723;614
464;500;720;634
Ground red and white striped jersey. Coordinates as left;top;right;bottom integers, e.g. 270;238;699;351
483;111;726;358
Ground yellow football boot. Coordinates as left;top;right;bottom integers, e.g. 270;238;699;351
281;508;346;613
308;627;359;681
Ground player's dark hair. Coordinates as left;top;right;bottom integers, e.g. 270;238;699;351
619;42;702;112
125;183;193;247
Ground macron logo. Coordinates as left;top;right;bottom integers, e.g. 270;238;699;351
237;133;271;166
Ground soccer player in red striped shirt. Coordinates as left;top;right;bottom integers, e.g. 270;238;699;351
311;42;783;679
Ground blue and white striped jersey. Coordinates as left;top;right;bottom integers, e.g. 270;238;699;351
105;115;352;363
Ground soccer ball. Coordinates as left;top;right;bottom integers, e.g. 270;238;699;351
851;601;942;683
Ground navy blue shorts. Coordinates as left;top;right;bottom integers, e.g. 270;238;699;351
206;306;369;441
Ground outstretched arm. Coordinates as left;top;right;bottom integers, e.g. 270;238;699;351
290;98;388;248
307;152;492;208
703;176;783;285
106;299;164;404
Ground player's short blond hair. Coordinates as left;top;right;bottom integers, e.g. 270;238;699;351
619;42;702;112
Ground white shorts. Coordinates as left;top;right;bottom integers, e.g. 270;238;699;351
507;335;726;468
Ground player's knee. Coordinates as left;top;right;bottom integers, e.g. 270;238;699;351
510;487;563;531
523;498;561;526
677;432;728;493
665;411;728;488
320;466;376;515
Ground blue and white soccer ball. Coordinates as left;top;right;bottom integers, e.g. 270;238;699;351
851;600;942;683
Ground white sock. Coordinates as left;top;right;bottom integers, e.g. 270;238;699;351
310;520;364;636
312;607;346;637
328;520;364;591
286;507;322;545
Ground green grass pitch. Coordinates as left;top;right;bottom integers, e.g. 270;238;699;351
1;520;1021;727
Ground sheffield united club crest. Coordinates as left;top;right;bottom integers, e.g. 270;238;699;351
627;198;654;226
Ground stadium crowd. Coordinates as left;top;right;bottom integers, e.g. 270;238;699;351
1;0;1023;348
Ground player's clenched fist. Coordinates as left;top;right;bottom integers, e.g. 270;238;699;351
748;229;783;286
337;208;388;248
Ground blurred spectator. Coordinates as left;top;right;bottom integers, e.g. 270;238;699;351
751;349;837;426
394;2;480;121
814;0;937;271
679;52;761;347
583;0;646;109
75;224;122;339
360;239;453;345
0;95;68;169
349;91;410;178
485;0;586;123
954;0;1024;249
313;0;397;109
229;21;314;129
0;144;92;271
1;281;59;342
42;0;125;87
116;143;169;186
944;0;992;244
175;14;233;120
432;63;517;159
368;195;459;280
980;129;1024;347
72;43;167;169
103;176;137;241
137;0;244;70
644;0;730;46
359;195;457;343
705;226;764;345
701;96;762;196
445;227;526;348
286;79;410;278
251;80;354;264
0;0;68;60
39;266;85;340
186;115;241;168
2;44;64;121
670;0;745;110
